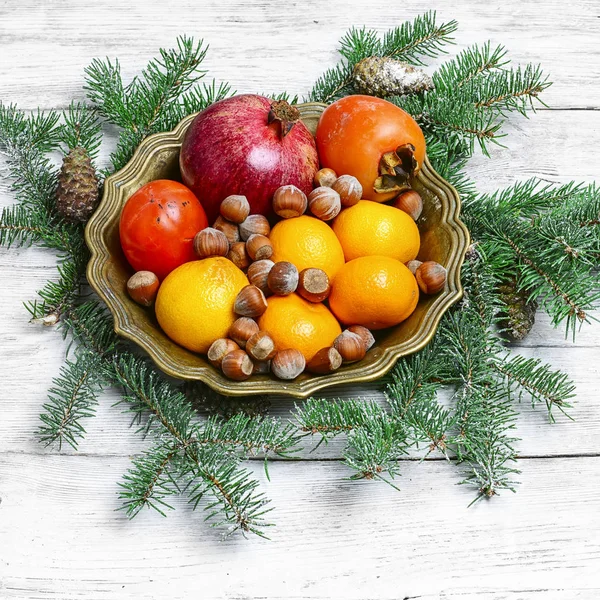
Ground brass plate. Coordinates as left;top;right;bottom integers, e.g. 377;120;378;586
85;102;469;398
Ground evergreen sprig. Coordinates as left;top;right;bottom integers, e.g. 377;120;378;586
1;21;594;535
307;12;458;103
84;36;232;172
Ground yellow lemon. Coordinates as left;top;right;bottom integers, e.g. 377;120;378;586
155;257;248;353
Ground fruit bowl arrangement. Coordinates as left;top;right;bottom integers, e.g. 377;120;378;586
85;97;469;397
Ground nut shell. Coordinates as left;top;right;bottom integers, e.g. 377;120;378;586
213;215;241;244
272;185;307;219
247;259;274;295
220;195;250;224
234;285;268;317
347;325;376;351
416;261;447;295
394;190;423;221
332;175;362;207
221;349;254;381
333;330;367;363
271;348;306;380
251;359;271;374
246;330;277;361
193;227;229;259
306;346;343;374
297;268;331;303
313;168;337;188
246;233;273;261
406;259;423;275
227;241;250;270
308;186;341;221
239;214;270;241
229;317;259;348
268;261;299;296
126;271;159;307
207;338;240;368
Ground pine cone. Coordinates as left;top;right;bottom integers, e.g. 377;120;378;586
352;56;434;98
497;278;538;342
56;147;99;223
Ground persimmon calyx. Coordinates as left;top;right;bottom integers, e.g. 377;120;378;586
373;143;418;195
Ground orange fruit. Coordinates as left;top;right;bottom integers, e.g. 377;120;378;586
332;200;420;263
155;257;248;353
329;255;419;329
269;215;345;280
258;293;342;361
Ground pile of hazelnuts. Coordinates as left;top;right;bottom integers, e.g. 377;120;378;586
126;167;448;383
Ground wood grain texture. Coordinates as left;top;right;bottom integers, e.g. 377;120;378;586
0;0;599;110
0;455;599;599
1;0;600;598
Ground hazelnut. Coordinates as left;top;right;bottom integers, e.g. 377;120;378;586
332;175;362;207
406;259;423;275
347;325;376;351
308;187;341;221
394;190;423;221
252;359;271;374
268;261;299;296
246;330;277;361
306;346;343;374
221;349;254;381
297;268;330;303
246;233;273;261
273;185;307;219
213;215;241;244
227;241;250;270
416;261;447;295
220;194;250;224
239;214;270;241
126;271;159;307
313;167;337;188
247;259;274;295
333;330;366;363
193;227;229;259
234;285;268;317
271;348;306;380
207;338;240;368
229;317;259;348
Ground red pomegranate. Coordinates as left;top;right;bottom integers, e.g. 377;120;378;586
179;94;319;223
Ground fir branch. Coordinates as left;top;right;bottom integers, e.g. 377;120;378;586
295;397;385;440
344;418;407;484
57;102;103;160
307;12;457;103
441;256;520;500
379;11;458;65
38;351;105;450
495;354;576;420
119;440;182;517
472;64;551;115
109;353;294;535
85;36;231;171
386;347;454;455
433;42;509;90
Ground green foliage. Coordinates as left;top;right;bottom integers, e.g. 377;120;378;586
84;36;232;171
308;12;458;103
1;22;595;535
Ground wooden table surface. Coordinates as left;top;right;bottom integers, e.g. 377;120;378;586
1;1;599;598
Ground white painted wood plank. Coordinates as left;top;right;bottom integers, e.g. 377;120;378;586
0;454;599;599
0;0;599;110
